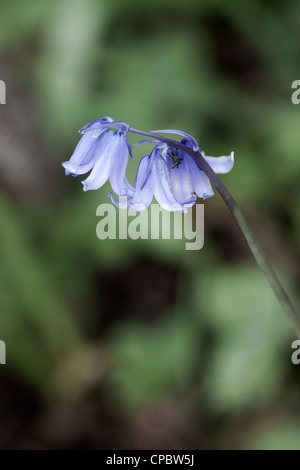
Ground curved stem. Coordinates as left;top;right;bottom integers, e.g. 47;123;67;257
129;127;300;337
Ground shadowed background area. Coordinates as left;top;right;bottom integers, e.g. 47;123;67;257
1;0;300;450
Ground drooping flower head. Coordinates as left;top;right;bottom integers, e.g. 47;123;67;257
63;119;234;212
109;129;234;212
62;116;134;196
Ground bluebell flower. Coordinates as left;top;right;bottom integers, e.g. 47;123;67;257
109;130;234;212
62;116;134;195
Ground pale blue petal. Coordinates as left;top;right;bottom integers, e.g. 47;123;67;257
81;131;115;191
185;154;214;199
67;132;101;168
130;155;154;211
62;144;102;176
108;155;154;211
109;133;134;196
165;153;196;205
62;134;106;176
153;157;192;212
63;160;95;176
140;143;167;190
204;151;234;174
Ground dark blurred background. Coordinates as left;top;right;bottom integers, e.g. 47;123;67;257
1;0;300;450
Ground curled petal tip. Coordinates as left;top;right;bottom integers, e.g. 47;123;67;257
82;180;99;192
203;151;234;174
62;162;72;176
107;192;114;203
107;192;130;209
81;181;88;192
203;192;214;199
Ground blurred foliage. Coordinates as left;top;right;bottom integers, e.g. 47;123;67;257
248;420;300;450
106;314;198;410
0;0;300;450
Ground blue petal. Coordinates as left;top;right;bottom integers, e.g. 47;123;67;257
140;142;167;190
62;134;106;176
184;154;214;199
109;132;134;196
81;131;116;191
204;151;234;174
150;129;200;152
130;155;154;211
164;153;196;205
108;155;155;211
62;159;96;176
153;156;194;212
66;131;103;169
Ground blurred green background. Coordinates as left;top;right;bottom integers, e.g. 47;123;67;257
1;0;300;450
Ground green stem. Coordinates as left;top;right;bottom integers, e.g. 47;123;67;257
232;208;300;337
130;127;300;336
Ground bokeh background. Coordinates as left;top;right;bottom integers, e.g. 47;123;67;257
1;0;300;450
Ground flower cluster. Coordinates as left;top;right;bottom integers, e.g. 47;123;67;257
62;117;234;212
